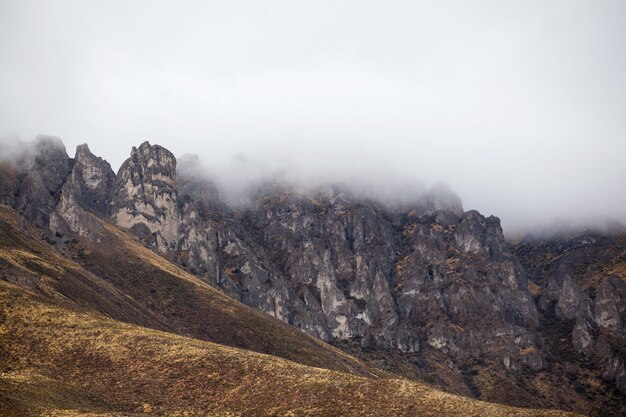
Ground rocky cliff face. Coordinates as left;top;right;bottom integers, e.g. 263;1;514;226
514;232;626;394
110;142;179;252
48;141;538;372
11;136;72;229
243;184;400;342
234;185;542;372
62;144;115;216
391;209;541;369
174;166;296;322
50;144;116;241
1;137;624;414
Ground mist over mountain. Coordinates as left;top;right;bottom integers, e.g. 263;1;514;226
1;135;625;415
1;2;626;415
1;0;625;236
2;133;624;237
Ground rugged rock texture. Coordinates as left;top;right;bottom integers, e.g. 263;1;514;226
390;209;541;370
595;276;626;335
243;185;400;342
595;276;626;391
175;165;296;322
61;144;115;216
110;142;179;252
233;185;543;373
71;141;539;374
514;231;626;395
10;136;72;228
2;137;625;415
50;144;116;241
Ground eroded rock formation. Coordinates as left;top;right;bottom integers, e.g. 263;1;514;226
1;137;625;414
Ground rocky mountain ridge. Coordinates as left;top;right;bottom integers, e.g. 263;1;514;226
1;135;624;415
103;140;542;371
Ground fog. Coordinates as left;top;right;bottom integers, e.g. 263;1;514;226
1;0;625;236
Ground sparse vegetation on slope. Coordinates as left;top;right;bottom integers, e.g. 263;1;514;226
0;280;576;417
0;207;373;376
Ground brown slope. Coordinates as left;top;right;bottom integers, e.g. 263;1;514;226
0;207;372;375
0;207;164;330
0;280;577;417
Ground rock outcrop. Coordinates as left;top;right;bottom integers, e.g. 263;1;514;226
50;144;116;241
62;144;115;216
76;141;540;371
243;184;400;342
175;168;295;323
110;142;179;252
232;185;542;371
391;209;541;369
515;231;626;394
594;275;626;392
12;135;72;228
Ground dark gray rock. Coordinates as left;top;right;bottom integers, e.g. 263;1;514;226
109;141;179;252
48;144;116;242
514;234;626;395
63;144;115;215
595;276;626;335
102;147;542;367
13;135;72;228
555;274;592;321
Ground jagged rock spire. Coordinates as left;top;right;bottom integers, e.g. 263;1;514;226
110;141;179;252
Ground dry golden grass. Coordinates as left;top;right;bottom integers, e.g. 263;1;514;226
446;256;461;271
527;281;542;297
0;207;584;416
0;280;578;417
520;346;537;356
403;222;418;236
607;253;626;285
0;207;374;377
94;216;376;375
394;255;412;275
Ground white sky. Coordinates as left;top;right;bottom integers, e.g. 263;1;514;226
1;0;625;234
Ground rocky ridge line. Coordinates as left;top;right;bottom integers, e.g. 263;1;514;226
1;137;624;413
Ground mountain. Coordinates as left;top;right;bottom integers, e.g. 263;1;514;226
106;142;539;362
3;204;582;416
0;198;572;417
1;135;624;415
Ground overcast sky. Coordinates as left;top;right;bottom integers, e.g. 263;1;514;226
1;0;625;234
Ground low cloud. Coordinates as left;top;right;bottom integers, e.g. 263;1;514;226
1;0;625;236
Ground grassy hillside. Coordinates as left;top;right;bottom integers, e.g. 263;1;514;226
0;280;577;417
0;206;580;415
0;207;372;375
